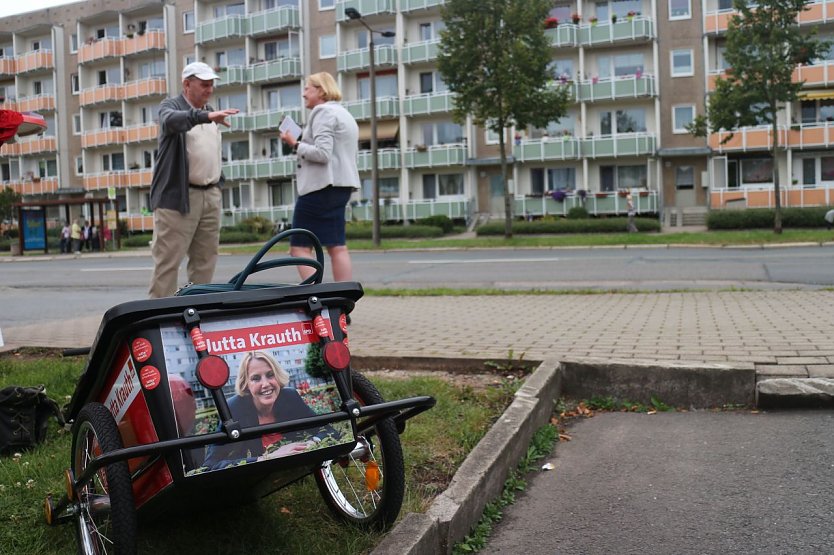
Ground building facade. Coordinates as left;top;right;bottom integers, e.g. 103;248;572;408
0;0;827;231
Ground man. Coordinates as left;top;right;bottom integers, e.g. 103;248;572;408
148;62;239;298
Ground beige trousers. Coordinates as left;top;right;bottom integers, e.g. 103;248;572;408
148;187;221;298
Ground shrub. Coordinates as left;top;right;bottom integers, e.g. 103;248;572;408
239;216;273;234
345;223;442;239
566;206;589;219
416;215;454;234
706;206;833;229
476;217;660;235
122;233;153;247
219;230;262;244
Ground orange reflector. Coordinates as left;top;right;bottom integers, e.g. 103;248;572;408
64;469;75;501
322;341;351;372
43;495;53;525
365;461;380;491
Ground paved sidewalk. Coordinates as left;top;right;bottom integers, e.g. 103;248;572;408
4;291;834;382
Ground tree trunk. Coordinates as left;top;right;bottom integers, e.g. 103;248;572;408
771;120;782;234
499;131;513;239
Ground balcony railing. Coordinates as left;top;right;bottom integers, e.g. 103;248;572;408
196;6;300;43
249;6;301;36
402;91;455;116
514;137;581;162
404;143;467;168
79;84;125;106
123;30;166;56
229;108;302;132
5;177;60;196
711;183;834;210
401;38;439;64
545;24;579;48
218;58;302;86
343;96;399;120
580;133;656;157
579;16;654;46
0;57;14;76
793;61;834;88
223;157;298;180
400;0;445;12
123;77;167;100
81;128;126;148
515;190;658;217
124;123;159;143
15;49;54;73
357;148;401;171
196;14;247;43
78;38;123;64
338;45;398;72
708;125;772;152
83;171;132;190
335;0;396;21
704;1;834;35
7;94;55;113
576;74;656;102
0;136;57;156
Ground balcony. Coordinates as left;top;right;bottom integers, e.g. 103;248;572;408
78;38;123;64
218;58;302;86
249;6;301;36
6;177;59;196
580;133;656;157
0;57;15;76
514;137;581;162
123;78;167;101
344;96;399;120
704;2;834;35
402;90;455;116
81;128;126;148
404;143;466;168
336;0;396;22
781;122;834;150
9;94;55;113
230;108;302;132
125;168;153;187
195;15;247;43
0;136;57;156
79;84;125;106
400;0;445;12
338;45;398;72
223;157;297;180
576;74;656;102
711;183;834;210
703;9;733;34
123;30;166;56
357;148;401;171
515;190;658;217
545;24;579;48
579;17;654;47
794;61;834;88
708;125;772;152
124;123;158;143
16;50;54;74
83;171;132;190
401;38;439;65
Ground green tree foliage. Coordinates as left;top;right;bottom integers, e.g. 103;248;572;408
0;186;21;234
304;340;329;380
437;0;571;238
688;0;828;233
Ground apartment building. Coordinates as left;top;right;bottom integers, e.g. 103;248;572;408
2;0;822;232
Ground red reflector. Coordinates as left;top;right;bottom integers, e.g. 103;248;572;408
322;341;351;372
196;355;230;389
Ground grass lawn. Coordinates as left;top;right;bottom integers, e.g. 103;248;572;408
0;350;518;554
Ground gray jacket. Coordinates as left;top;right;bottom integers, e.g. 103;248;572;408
296;101;359;196
149;94;225;214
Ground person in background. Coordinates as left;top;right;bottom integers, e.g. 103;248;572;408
90;224;100;251
824;209;834;230
279;72;360;282
626;194;638;233
147;62;239;298
82;220;91;251
59;221;70;254
70;217;83;254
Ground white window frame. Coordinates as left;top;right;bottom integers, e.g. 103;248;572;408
668;0;691;20
70;33;78;53
72;114;81;135
71;73;79;94
319;34;336;59
672;104;695;133
183;11;195;34
675;166;695;189
319;0;335;10
485;127;500;145
75;155;83;176
670;49;694;77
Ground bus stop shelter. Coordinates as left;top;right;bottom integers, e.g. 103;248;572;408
13;198;121;255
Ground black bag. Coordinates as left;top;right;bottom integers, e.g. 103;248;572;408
176;228;325;296
0;385;66;455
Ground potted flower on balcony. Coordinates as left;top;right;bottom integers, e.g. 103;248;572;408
627;10;637;20
611;13;618;23
577;189;588;202
571;13;581;24
544;16;559;29
589;16;598;26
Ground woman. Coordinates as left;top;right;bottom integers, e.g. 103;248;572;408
280;72;360;282
203;351;318;469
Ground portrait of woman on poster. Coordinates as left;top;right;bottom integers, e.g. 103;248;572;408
203;351;320;469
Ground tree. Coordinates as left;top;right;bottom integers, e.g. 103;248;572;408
0;186;21;235
688;0;828;233
437;0;571;238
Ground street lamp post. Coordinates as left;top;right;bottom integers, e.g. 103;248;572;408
345;8;394;248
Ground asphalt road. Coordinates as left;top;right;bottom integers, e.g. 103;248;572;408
3;245;834;327
484;410;834;554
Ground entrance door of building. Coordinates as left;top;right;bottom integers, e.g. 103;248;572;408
489;173;506;217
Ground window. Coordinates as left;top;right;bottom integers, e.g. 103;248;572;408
184;54;195;66
139;59;166;79
143;150;157;169
319;0;335;9
140;105;160;124
675;166;695;189
217;92;247;112
70;33;78;53
669;0;691;19
33;81;42;95
75;156;83;176
548;3;572;21
418;21;445;41
224;140;249;162
39;159;58;178
265;83;301;110
531;115;575;138
102;152;125;172
741;158;773;185
71;73;79;94
361;177;399;199
598;53;644;79
359;73;398;98
485;127;500;145
548;59;574;82
600;164;647;190
319;34;336;59
217;47;246;67
1;163;9;182
802;158;816;186
821;157;834;181
422;121;463;145
358;29;395;48
595;0;642;21
601;108;646;135
269;179;293;206
800;99;834;124
671;49;693;77
73;114;81;135
214;2;245;17
673;105;695;133
531;167;576;194
418;71;447;94
183;11;195;33
99;111;123;129
422;173;464;198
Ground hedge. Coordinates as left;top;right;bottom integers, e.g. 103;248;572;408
476;217;661;235
707;206;833;229
346;224;443;239
415;215;455;233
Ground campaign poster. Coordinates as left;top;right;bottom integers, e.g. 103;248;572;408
158;308;353;475
21;208;45;250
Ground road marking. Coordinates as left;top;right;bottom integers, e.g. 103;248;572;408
409;257;560;264
81;267;154;272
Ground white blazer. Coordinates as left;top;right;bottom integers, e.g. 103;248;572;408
295;101;360;196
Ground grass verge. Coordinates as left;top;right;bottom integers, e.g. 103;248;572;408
0;351;516;554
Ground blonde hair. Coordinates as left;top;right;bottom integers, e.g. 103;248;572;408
307;72;342;102
235;351;290;396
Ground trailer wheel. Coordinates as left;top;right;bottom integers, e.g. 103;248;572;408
71;402;137;555
315;372;405;531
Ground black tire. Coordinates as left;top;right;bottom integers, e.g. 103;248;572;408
71;403;137;555
314;372;405;531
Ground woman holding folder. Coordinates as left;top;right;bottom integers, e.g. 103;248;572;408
279;72;360;282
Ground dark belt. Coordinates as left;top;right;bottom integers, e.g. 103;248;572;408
189;183;218;189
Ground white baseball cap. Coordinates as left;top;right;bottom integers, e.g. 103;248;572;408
182;62;220;81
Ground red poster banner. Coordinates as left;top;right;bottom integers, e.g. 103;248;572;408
202;320;329;355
